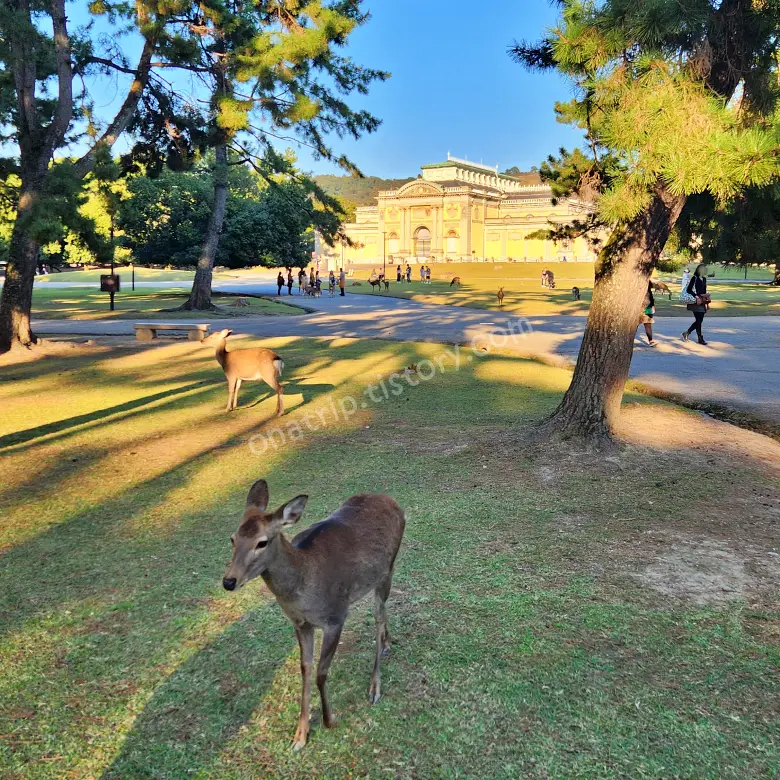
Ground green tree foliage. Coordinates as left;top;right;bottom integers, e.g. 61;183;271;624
0;0;160;348
133;0;386;309
676;185;780;281
117;155;331;269
511;0;780;443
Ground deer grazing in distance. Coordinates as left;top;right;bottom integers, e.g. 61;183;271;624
497;286;504;307
208;329;284;415
650;280;672;300
450;276;461;287
222;479;405;750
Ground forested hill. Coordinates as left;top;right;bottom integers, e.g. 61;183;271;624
313;175;414;206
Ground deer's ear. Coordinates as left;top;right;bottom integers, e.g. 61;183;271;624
246;479;269;512
276;495;308;527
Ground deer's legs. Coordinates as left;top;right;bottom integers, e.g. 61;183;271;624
274;381;284;416
369;575;392;704
233;379;242;410
317;621;344;728
293;622;315;751
226;378;236;411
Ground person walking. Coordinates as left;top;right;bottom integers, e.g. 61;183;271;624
638;281;657;346
276;271;284;296
309;267;315;288
339;267;346;297
298;268;305;294
286;269;294;295
681;266;691;291
425;265;432;284
396;264;402;283
406;263;411;283
328;269;336;296
419;265;425;283
682;264;710;344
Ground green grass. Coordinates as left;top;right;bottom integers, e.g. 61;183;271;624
349;272;779;316
31;287;304;320
37;267;199;283
1;337;778;778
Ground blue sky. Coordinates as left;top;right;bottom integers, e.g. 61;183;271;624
73;0;584;179
295;0;585;177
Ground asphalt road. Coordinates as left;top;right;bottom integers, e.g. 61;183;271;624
29;278;780;424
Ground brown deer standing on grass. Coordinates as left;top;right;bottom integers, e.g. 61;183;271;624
497;287;504;307
650;281;672;300
450;276;461;287
222;480;405;750
208;328;284;415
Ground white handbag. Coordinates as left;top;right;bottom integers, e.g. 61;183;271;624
679;284;696;304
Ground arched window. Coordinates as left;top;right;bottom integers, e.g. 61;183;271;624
414;226;431;256
446;230;459;254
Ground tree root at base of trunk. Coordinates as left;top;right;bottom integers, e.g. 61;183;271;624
532;407;619;453
170;301;220;313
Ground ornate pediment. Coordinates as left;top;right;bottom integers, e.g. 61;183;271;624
395;180;444;198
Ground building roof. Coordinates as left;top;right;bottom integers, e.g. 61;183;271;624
421;159;542;186
421;160;500;175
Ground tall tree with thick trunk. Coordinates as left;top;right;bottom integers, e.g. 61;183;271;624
151;0;385;311
0;0;158;351
512;0;780;445
186;142;229;309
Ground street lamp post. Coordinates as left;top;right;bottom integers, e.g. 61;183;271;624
382;231;386;281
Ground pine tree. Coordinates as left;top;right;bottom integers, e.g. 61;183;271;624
0;1;161;350
511;0;780;445
146;0;385;310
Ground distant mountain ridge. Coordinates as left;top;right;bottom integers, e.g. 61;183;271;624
313;175;414;206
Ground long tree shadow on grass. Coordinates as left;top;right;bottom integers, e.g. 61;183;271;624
0;382;213;450
100;604;294;779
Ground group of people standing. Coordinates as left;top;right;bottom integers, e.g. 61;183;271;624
393;264;413;283
638;263;710;347
277;267;347;297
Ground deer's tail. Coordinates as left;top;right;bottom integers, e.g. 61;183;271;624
273;358;284;377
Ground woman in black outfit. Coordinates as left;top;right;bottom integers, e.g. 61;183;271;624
682;263;708;345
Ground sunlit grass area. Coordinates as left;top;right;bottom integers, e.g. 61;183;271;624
35;267;280;285
1;337;778;778
349;273;779;317
31;287;304;320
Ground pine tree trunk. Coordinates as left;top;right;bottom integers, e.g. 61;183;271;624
773;260;780;286
181;144;228;311
539;189;686;446
0;188;42;351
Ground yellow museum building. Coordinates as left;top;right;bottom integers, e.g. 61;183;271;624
317;155;597;267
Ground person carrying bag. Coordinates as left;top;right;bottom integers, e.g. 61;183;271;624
681;263;711;345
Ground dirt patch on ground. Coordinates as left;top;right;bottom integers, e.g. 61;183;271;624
463;402;780;608
634;535;769;605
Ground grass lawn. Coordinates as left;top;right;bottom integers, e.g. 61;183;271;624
35;267;277;285
1;337;778;778
349;272;779;317
31;287;304;320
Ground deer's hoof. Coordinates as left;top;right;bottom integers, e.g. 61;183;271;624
369;684;381;705
291;726;308;751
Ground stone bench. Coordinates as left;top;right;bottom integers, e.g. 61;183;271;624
133;322;211;342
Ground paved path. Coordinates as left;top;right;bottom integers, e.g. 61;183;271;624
30;279;780;424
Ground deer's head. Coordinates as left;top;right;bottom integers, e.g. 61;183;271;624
222;479;308;591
